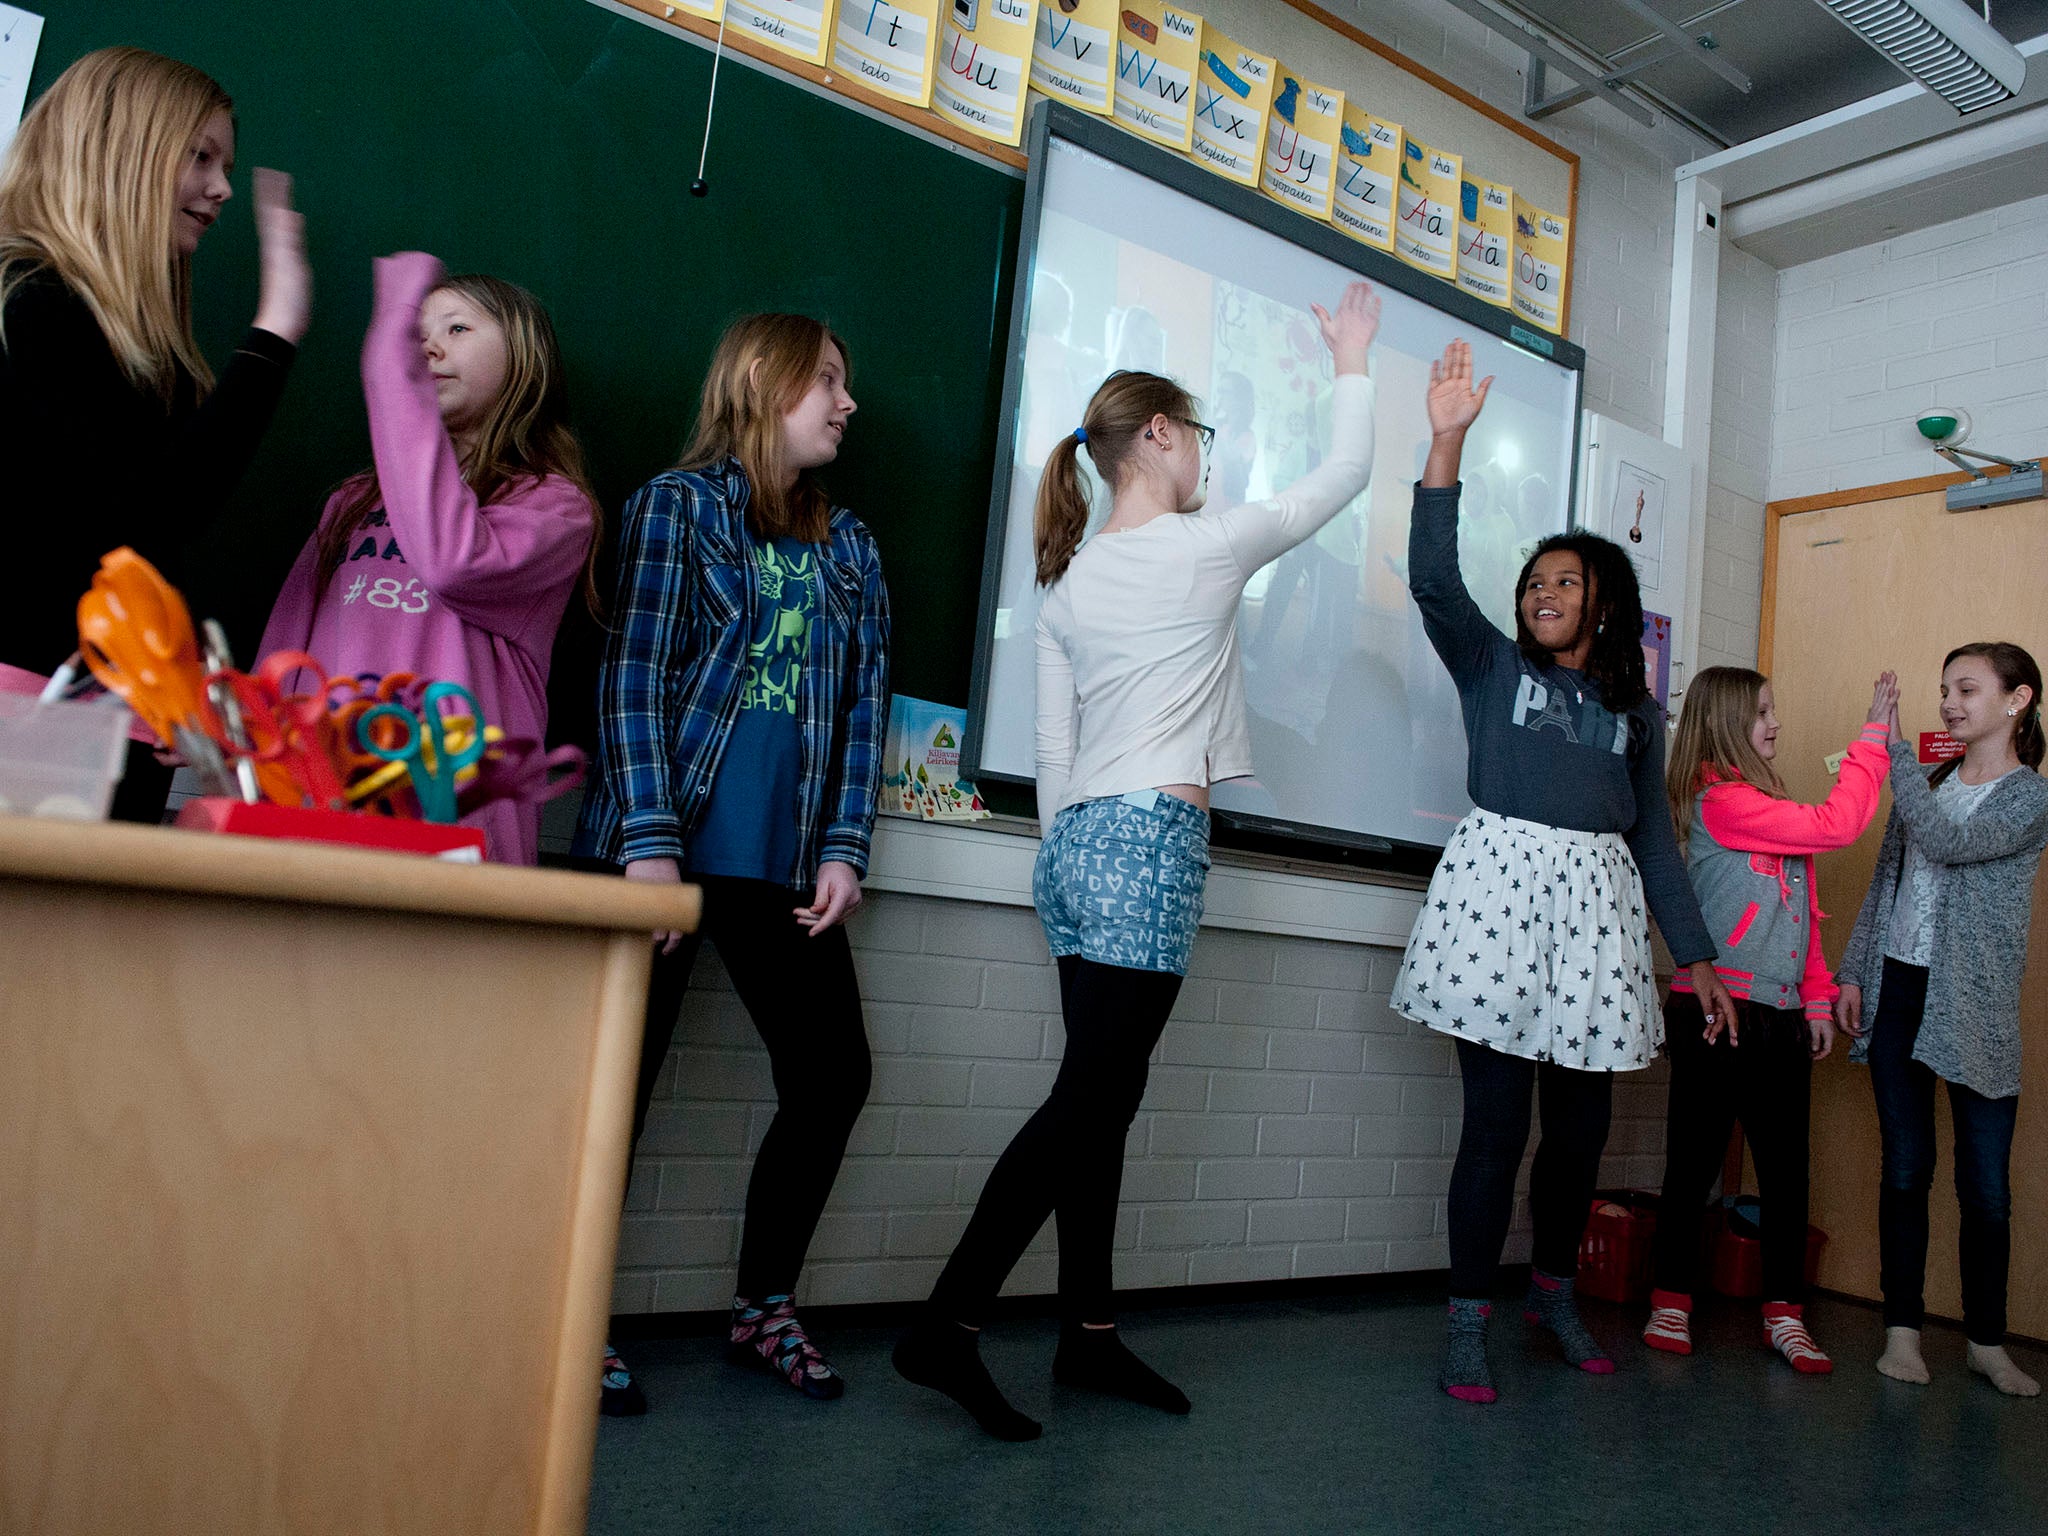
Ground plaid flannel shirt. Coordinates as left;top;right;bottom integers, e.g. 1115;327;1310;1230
573;459;892;882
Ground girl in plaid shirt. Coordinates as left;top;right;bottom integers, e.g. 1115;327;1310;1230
576;314;889;1411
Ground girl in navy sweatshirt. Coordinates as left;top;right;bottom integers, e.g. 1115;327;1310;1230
1393;341;1736;1403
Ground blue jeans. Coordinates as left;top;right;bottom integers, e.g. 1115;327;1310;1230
1867;959;2019;1345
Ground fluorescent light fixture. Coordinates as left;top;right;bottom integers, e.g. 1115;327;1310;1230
1813;0;2028;113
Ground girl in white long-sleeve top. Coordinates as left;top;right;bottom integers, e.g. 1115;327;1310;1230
894;282;1382;1442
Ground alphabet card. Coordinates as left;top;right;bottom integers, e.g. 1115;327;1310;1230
1112;1;1201;151
1456;174;1512;308
1331;105;1398;251
729;0;837;65
1511;194;1569;334
1191;27;1275;187
1394;136;1459;280
834;0;943;104
1031;0;1118;115
933;0;1040;145
1261;69;1341;220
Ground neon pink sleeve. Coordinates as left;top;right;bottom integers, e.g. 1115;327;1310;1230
1698;725;1889;855
1798;870;1837;1017
360;253;594;636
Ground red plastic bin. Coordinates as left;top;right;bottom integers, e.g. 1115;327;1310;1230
1710;1221;1828;1298
1577;1190;1659;1303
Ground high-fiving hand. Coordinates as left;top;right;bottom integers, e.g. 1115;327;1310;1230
1311;281;1381;377
1427;339;1493;437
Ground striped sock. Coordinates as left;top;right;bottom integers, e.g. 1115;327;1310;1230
1642;1289;1693;1355
1762;1303;1832;1374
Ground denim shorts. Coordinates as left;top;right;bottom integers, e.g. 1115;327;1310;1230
1034;789;1211;976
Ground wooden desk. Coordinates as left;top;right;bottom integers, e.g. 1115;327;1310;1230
0;819;698;1535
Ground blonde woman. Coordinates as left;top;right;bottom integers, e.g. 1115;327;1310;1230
576;314;888;1412
0;46;311;819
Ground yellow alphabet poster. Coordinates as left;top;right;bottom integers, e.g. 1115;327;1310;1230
1394;136;1459;280
1512;194;1570;334
728;0;838;66
1330;106;1397;251
1112;1;1202;151
1191;28;1276;187
833;0;942;104
1261;69;1341;220
933;0;1041;146
1456;175;1512;308
1031;0;1118;115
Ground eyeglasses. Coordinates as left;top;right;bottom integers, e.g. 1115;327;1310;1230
1145;418;1217;451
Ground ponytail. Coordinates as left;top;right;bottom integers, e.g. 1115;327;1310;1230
1032;368;1199;587
1034;432;1091;585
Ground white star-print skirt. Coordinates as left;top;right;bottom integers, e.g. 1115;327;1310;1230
1391;809;1663;1072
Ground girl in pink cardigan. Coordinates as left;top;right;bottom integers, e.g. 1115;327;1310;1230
1644;665;1896;1369
260;252;600;864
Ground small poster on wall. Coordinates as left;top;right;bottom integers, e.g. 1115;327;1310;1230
1610;459;1667;591
1643;610;1673;715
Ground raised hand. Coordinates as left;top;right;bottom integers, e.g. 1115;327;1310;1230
1310;281;1381;377
251;167;311;345
1867;670;1899;726
1427;339;1493;438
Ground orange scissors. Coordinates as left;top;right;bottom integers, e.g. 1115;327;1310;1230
76;548;232;790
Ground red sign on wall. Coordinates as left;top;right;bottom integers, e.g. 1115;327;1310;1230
1918;731;1965;764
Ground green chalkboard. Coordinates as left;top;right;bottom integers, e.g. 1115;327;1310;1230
26;0;1025;744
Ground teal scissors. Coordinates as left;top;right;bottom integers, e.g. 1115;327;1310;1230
353;681;487;823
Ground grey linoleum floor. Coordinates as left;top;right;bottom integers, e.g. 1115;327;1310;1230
588;1284;2046;1535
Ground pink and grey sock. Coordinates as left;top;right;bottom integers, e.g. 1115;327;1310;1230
1441;1298;1497;1404
1523;1270;1615;1373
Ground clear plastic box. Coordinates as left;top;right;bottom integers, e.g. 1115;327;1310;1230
0;694;131;821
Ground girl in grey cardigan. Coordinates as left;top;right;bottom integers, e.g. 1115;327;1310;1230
1836;641;2047;1397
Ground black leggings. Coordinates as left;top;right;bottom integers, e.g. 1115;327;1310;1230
1447;1039;1614;1297
1651;994;1812;1301
929;955;1182;1327
628;875;872;1300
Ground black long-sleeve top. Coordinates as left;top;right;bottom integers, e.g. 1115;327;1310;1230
0;265;295;674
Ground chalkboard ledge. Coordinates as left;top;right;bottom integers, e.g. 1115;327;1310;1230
868;815;1427;950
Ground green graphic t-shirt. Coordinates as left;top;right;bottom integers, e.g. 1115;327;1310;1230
685;537;821;884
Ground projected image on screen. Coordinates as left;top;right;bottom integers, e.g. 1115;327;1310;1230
975;133;1581;852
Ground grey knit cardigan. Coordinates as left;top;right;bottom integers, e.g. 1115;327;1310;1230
1839;742;2048;1098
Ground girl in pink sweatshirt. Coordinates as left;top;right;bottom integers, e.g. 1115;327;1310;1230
1642;665;1897;1369
260;252;599;864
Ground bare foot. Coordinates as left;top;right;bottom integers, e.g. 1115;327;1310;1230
1877;1326;1930;1384
1967;1343;2042;1397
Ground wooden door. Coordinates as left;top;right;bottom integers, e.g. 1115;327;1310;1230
1761;469;2048;1338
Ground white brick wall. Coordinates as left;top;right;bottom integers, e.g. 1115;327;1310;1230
1769;191;2048;503
613;891;1675;1313
1696;242;1778;672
